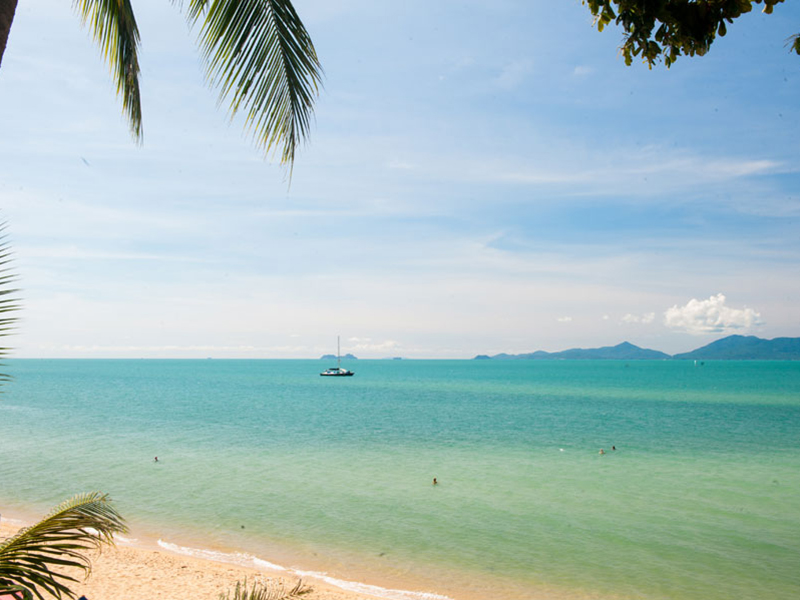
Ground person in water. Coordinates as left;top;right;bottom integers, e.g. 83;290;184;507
599;448;605;455
154;456;158;462
433;477;438;485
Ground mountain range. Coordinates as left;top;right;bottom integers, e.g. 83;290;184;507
474;335;800;361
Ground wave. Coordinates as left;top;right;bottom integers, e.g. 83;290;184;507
156;539;451;600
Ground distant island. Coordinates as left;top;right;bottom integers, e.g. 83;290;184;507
474;335;800;361
320;353;358;360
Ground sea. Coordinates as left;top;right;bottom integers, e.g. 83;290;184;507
1;359;799;600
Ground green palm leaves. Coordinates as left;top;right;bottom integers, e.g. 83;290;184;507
0;492;127;600
789;33;800;55
188;0;322;168
75;0;321;167
0;220;19;389
74;0;142;139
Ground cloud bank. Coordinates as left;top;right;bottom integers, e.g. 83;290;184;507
664;294;761;335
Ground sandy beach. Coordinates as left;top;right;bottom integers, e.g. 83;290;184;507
0;520;377;600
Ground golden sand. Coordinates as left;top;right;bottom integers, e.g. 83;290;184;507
0;520;376;600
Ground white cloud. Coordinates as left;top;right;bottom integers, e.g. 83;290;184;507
573;65;593;77
492;153;783;191
557;316;573;323
664;294;762;335
494;59;534;90
622;312;655;324
348;339;401;354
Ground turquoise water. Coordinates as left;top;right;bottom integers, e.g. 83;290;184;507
1;359;799;600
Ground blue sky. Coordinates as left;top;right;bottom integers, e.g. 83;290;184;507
0;0;798;358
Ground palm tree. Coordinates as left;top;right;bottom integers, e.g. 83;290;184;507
0;492;127;600
0;0;321;169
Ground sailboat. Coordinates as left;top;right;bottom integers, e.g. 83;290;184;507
320;336;354;376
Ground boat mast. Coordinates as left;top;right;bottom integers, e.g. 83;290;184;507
337;336;341;369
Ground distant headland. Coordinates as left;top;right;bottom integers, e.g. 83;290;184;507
474;335;800;361
320;353;358;360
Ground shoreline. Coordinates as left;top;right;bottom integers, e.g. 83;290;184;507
1;503;560;600
0;514;453;600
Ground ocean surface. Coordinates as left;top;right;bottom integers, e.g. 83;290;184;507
1;359;799;600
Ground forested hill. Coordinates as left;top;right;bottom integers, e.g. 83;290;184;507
672;335;800;360
475;336;800;360
475;341;669;360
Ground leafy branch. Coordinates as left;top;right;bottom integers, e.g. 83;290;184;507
584;0;798;67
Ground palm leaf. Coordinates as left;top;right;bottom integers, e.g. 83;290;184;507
72;1;319;169
182;0;322;171
789;33;800;56
0;492;127;600
0;584;32;600
74;0;142;139
0;219;20;390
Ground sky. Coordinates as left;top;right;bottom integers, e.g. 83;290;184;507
0;0;798;359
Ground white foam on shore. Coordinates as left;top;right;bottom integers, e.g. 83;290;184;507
157;539;266;571
157;539;452;600
293;569;452;600
253;557;288;572
115;535;138;544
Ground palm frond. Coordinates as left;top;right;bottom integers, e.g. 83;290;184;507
0;584;32;600
219;577;311;600
74;0;142;140
789;33;800;55
0;492;127;600
182;0;322;172
0;219;20;390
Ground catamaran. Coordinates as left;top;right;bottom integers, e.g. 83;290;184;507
320;336;354;376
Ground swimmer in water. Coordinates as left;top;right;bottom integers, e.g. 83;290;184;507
154;456;158;462
599;449;605;455
433;477;438;485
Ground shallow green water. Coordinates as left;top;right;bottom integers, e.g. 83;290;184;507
1;359;799;599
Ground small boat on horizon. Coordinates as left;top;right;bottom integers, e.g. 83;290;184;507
320;336;354;377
